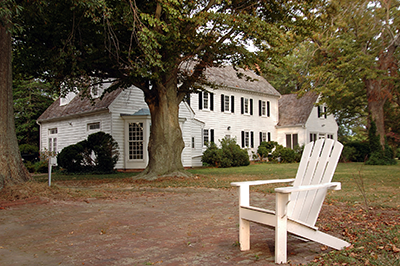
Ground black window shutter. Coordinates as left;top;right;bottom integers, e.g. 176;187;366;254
267;101;270;117
268;132;271;142
250;131;254;148
250;99;253;115
317;106;321;117
241;97;244;114
210;129;215;143
221;94;224;112
259;132;262;143
241;131;245;148
199;92;203;110
259;100;262;116
210;93;214;111
324;106;327;118
231;96;235;113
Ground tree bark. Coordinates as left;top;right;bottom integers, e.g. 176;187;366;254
0;23;30;190
138;75;188;180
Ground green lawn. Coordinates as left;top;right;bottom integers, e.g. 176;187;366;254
42;162;400;208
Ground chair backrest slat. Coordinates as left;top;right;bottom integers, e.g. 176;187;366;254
287;139;343;226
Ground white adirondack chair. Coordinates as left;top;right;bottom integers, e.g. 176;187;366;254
231;139;351;264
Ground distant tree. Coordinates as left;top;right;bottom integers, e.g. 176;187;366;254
13;0;322;180
13;79;54;147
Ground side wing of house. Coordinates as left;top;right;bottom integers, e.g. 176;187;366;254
305;103;338;142
38;100;112;157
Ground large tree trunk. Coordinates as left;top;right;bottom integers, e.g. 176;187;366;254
0;23;30;190
138;75;187;180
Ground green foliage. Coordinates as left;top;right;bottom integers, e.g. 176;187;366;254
57;141;89;173
87;132;120;173
13;79;54;146
341;141;370;162
365;121;396;165
201;142;221;167
19;144;38;154
271;144;299;163
257;141;277;160
201;137;249;168
57;132;119;173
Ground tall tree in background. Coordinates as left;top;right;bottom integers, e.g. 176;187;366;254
14;0;321;180
307;0;399;147
13;80;54;146
267;0;400;147
0;1;30;190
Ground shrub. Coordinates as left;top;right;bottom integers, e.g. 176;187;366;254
57;141;89;173
271;145;297;163
57;132;119;173
202;142;221;166
341;141;370;162
201;137;249;168
19;144;39;162
257;141;277;161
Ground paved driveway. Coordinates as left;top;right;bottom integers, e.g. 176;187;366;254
0;188;323;265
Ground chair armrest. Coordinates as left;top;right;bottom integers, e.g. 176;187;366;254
231;178;295;187
275;182;341;194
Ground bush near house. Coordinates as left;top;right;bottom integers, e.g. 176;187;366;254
202;137;250;168
256;141;302;163
57;132;119;173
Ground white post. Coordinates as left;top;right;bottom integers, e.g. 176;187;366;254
275;192;290;264
48;156;56;187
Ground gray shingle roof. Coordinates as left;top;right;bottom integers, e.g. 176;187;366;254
38;66;280;122
37;88;123;122
205;66;280;97
277;92;319;127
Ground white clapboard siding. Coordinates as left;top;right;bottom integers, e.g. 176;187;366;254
40;112;112;155
191;87;279;154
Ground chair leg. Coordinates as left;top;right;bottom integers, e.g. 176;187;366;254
275;193;289;264
239;218;250;251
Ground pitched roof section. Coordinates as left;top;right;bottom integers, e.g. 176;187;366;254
205;66;280;97
277;92;319;127
37;88;123;122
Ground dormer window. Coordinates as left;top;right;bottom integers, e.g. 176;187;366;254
91;85;104;99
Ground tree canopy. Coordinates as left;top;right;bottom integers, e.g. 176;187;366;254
267;0;400;147
12;0;323;179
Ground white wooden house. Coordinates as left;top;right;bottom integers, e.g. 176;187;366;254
276;92;338;148
37;67;338;170
37;86;205;169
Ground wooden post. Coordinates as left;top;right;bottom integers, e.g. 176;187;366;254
275;192;290;264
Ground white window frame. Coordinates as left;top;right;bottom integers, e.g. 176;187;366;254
244;98;249;114
203;92;209;110
224;95;230;112
128;122;144;160
87;122;101;131
203;129;209;146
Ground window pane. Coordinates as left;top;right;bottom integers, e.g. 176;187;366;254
203;129;209;145
203;93;209;109
262;101;266;116
244;98;249;113
286;134;292;148
224;95;230;111
129;122;144;159
293;134;298;147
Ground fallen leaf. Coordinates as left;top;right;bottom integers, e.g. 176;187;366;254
393;245;400;253
0;246;4;249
